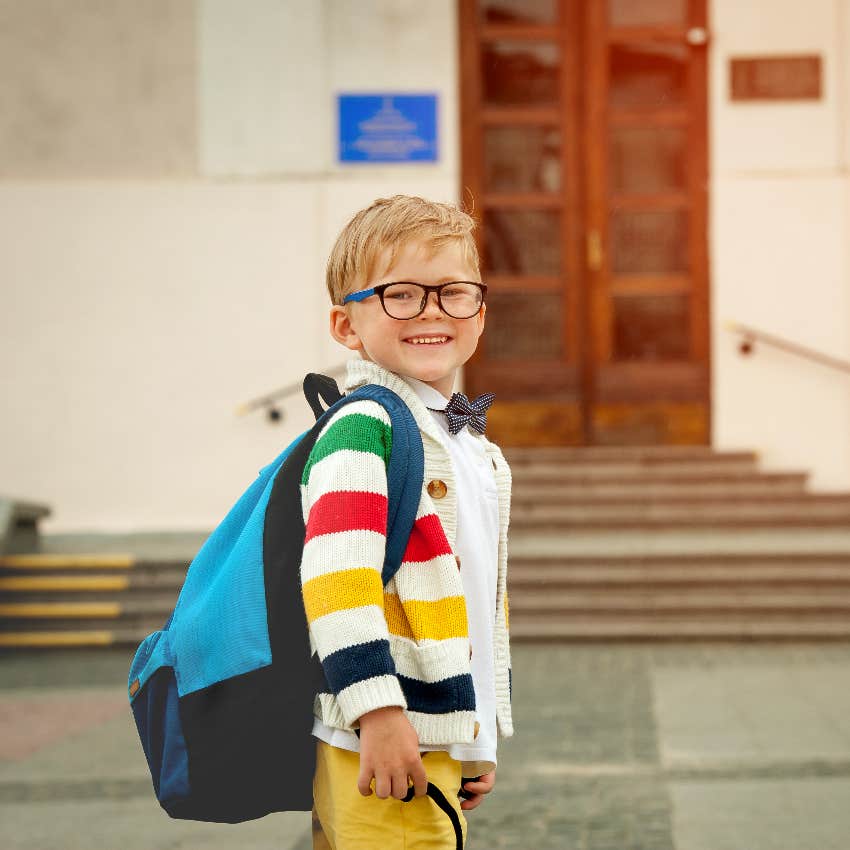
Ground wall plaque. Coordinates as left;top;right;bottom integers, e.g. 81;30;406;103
338;94;438;163
730;56;822;101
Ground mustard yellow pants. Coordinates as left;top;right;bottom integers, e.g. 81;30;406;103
311;740;467;849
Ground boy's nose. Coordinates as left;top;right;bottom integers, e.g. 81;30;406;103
420;290;442;317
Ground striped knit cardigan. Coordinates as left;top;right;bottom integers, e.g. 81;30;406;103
299;358;514;746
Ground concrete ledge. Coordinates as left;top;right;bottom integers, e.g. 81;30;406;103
0;498;51;555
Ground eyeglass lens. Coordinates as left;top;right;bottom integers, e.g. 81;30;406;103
382;283;484;319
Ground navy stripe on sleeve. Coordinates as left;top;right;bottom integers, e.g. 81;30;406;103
322;639;397;695
398;673;476;714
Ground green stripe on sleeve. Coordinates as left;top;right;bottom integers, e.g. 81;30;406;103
302;410;393;484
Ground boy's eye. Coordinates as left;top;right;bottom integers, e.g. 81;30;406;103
384;284;419;300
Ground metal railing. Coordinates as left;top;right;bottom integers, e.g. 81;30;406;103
235;363;348;423
726;320;850;376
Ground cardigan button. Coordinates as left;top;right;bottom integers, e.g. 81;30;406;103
473;721;480;739
455;555;461;571
427;479;448;499
469;642;473;660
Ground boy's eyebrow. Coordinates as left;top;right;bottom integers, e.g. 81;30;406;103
379;275;483;284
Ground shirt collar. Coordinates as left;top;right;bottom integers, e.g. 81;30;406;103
398;375;453;411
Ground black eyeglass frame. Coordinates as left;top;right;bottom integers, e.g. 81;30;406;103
342;281;488;320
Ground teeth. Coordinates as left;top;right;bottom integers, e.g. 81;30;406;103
407;336;448;345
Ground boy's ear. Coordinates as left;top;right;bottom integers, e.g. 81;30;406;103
329;305;363;352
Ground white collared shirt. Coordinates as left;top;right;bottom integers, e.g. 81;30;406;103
404;376;499;777
312;374;500;776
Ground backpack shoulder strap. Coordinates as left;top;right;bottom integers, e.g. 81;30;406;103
304;375;424;587
303;373;344;420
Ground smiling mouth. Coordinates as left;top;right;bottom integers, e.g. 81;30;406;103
403;336;452;346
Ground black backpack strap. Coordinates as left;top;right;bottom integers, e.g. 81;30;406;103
303;373;344;421
403;783;464;849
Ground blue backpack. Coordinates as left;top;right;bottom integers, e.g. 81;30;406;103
128;374;425;823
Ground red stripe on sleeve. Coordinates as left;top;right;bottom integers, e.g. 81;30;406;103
402;513;453;563
305;490;388;542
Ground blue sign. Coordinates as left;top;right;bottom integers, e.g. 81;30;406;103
338;94;438;163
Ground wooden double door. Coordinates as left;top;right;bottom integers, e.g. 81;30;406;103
460;0;710;446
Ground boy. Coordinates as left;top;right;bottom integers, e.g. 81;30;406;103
300;195;513;849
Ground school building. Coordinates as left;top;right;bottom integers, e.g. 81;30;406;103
2;1;850;642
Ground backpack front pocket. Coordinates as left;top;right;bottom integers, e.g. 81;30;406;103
128;630;190;809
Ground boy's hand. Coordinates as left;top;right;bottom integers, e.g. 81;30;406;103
459;770;496;811
357;706;427;800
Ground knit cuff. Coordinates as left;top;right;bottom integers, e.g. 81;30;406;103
337;674;408;728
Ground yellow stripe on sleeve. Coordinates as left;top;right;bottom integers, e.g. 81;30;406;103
400;596;469;642
302;567;384;623
383;592;415;640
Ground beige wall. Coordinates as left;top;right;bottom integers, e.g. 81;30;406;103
0;0;197;177
1;1;459;532
710;0;850;490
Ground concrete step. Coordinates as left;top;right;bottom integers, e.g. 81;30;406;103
0;553;135;570
0;571;185;596
509;495;850;527
508;528;850;558
507;458;764;480
0;629;119;648
503;446;758;464
0;598;174;632
507;556;850;587
507;616;850;641
507;588;850;613
512;473;809;500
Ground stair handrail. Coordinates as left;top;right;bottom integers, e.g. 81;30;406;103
235;362;349;423
725;320;850;376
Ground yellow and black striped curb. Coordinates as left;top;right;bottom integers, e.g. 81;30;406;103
0;630;117;648
0;554;135;570
0;576;130;592
0;602;124;618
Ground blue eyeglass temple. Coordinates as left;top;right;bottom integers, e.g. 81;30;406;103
342;288;375;304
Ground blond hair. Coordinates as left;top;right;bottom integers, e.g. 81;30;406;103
326;195;479;305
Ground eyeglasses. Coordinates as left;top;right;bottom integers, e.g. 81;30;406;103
342;281;487;320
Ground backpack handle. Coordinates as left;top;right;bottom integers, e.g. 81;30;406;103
403;782;464;849
303;373;344;420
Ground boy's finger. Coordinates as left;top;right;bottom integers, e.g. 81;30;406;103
460;794;483;811
412;765;428;797
391;771;410;800
357;774;374;797
465;773;494;790
374;774;392;799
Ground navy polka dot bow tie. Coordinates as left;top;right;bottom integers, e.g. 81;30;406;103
429;391;496;435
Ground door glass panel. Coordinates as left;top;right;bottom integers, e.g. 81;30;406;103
481;0;558;25
609;43;688;108
610;126;687;194
609;0;687;28
485;126;561;192
613;294;689;360
485;293;563;359
611;209;688;274
482;42;560;105
483;210;561;274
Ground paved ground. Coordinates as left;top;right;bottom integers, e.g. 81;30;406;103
3;642;850;850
